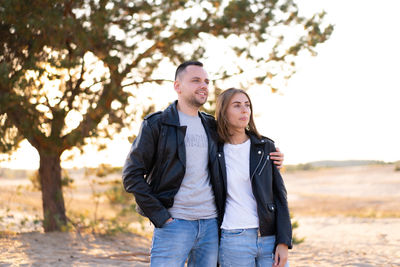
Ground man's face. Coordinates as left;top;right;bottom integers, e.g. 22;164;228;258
174;65;209;108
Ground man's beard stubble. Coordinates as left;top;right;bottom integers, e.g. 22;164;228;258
188;96;207;109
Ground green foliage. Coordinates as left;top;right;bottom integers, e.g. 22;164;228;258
66;211;132;235
0;212;42;233
291;215;305;245
84;164;122;178
61;172;75;188
62;175;143;236
105;184;132;205
97;164;122;178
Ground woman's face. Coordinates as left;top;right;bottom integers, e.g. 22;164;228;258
225;92;251;132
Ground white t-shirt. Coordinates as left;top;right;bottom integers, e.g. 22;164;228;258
221;139;259;229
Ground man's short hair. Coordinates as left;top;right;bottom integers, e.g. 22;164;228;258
174;61;203;80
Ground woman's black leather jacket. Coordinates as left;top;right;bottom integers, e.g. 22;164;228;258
217;132;292;249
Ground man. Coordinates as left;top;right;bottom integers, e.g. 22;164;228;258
122;61;284;266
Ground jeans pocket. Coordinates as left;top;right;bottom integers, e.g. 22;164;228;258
221;228;246;236
162;218;176;227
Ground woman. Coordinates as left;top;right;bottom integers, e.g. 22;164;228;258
216;88;292;267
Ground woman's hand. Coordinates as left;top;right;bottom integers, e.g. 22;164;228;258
270;147;284;169
273;243;288;267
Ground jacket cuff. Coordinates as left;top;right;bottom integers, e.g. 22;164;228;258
276;236;293;250
151;209;172;228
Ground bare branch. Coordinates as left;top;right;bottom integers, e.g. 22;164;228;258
85;78;110;92
119;39;167;79
121;79;172;88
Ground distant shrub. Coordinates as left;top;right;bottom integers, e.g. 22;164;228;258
28;171;41;191
291;215;305;245
395;164;400;172
61;170;74;188
105;184;132;205
284;163;314;172
1;168;31;179
85;164;122;177
67;173;144;236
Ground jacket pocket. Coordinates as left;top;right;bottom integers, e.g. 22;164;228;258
259;203;277;235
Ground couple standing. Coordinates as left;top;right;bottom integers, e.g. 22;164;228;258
122;61;292;267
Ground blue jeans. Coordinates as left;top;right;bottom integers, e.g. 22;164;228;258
219;228;289;267
150;218;219;267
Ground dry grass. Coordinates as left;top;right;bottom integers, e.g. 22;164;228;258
1;164;400;266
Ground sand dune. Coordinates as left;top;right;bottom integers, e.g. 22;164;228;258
1;164;399;266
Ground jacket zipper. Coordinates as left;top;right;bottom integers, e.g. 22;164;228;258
250;149;264;181
258;155;269;176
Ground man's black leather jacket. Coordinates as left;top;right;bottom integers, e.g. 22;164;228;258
217;132;293;249
122;101;225;228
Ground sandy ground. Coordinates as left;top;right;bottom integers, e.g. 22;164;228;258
1;216;399;266
0;232;150;266
290;216;400;266
1;164;400;266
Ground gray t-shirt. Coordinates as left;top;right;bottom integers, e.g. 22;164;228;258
168;111;218;220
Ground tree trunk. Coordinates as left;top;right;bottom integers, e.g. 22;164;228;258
38;150;67;232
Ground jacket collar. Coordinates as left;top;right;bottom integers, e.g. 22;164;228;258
161;100;181;126
217;131;264;152
247;130;269;146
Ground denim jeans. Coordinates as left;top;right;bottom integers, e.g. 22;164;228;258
150;218;219;267
219;228;289;267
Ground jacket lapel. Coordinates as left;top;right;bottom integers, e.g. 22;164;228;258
199;112;217;162
176;125;187;168
161;101;186;168
217;143;227;192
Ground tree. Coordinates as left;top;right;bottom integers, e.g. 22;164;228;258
0;0;333;231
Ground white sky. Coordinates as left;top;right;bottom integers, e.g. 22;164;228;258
253;0;400;164
1;0;399;169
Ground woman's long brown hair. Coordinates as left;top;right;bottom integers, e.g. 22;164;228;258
215;88;261;143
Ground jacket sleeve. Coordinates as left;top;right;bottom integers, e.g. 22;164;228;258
270;143;293;249
122;119;170;228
